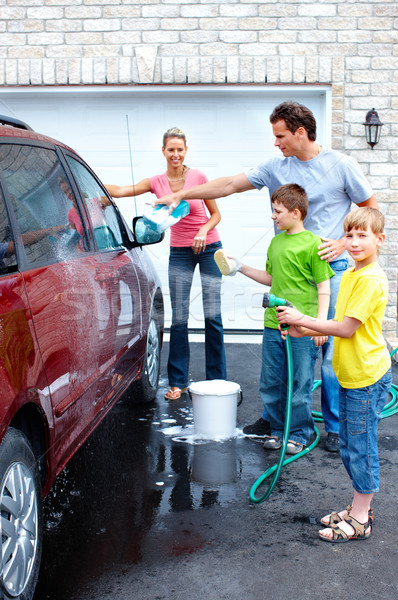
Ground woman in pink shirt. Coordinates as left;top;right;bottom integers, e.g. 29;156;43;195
106;127;226;400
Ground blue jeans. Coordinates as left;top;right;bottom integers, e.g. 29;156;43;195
259;327;315;446
167;241;227;388
339;368;391;494
319;258;348;434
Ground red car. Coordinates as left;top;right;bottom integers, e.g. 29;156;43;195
0;115;164;600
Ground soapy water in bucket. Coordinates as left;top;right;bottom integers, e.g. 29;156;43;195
161;424;245;445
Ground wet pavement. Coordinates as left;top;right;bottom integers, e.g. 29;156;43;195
35;341;398;600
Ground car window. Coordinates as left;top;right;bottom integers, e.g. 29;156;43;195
0;186;17;273
0;144;88;266
66;156;125;251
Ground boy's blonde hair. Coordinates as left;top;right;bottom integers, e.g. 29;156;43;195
271;183;308;220
343;207;385;235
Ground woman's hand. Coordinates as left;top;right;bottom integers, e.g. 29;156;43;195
192;230;207;254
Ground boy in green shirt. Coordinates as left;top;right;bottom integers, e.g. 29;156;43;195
216;183;334;454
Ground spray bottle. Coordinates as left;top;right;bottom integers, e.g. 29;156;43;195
143;200;190;234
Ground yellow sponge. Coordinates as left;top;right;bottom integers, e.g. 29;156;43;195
214;249;238;276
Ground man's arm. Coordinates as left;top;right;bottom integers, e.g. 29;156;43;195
357;194;378;209
154;173;255;207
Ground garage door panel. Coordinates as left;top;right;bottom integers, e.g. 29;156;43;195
163;107;218;136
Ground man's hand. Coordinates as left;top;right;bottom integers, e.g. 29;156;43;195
318;237;346;262
152;193;182;209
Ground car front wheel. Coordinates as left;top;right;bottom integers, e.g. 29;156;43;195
131;314;161;403
0;428;43;600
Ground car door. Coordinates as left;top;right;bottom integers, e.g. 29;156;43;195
0;142;115;468
65;154;145;393
0;183;53;437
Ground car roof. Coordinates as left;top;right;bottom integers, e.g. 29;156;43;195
0;122;75;154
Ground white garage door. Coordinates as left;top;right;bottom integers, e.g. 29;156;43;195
0;86;330;330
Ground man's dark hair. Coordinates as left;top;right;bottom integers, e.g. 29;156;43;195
270;101;317;141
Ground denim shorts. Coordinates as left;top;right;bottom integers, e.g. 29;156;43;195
338;368;392;494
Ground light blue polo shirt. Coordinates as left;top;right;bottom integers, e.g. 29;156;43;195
246;148;373;243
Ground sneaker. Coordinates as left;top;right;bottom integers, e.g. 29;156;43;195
325;432;339;453
214;249;239;276
242;418;271;437
263;436;282;450
286;440;304;455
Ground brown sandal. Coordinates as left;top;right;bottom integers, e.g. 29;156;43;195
319;514;372;543
164;387;187;400
321;504;374;526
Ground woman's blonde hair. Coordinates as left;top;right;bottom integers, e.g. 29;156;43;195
343;207;385;235
162;127;186;148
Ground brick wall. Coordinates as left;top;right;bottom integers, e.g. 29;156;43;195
1;0;397;339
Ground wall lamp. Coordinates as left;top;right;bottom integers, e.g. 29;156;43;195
364;108;383;150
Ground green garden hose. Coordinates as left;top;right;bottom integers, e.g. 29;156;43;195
312;347;398;421
249;343;398;505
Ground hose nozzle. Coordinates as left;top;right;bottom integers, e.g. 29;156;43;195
262;293;293;331
262;292;293;309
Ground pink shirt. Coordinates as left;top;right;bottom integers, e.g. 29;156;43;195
149;169;220;247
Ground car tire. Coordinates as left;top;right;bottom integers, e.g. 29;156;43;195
131;313;161;403
0;428;43;600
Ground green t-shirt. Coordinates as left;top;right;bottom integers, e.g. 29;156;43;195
264;230;334;329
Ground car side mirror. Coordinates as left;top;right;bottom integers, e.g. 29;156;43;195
132;217;164;246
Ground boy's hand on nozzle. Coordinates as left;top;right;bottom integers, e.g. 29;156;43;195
278;326;289;341
214;250;241;276
278;323;303;340
276;305;304;325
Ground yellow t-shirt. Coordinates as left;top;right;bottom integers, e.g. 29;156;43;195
332;262;391;389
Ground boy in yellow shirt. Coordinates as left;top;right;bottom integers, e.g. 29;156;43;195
277;207;391;543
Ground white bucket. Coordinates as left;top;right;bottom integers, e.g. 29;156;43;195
188;379;242;439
